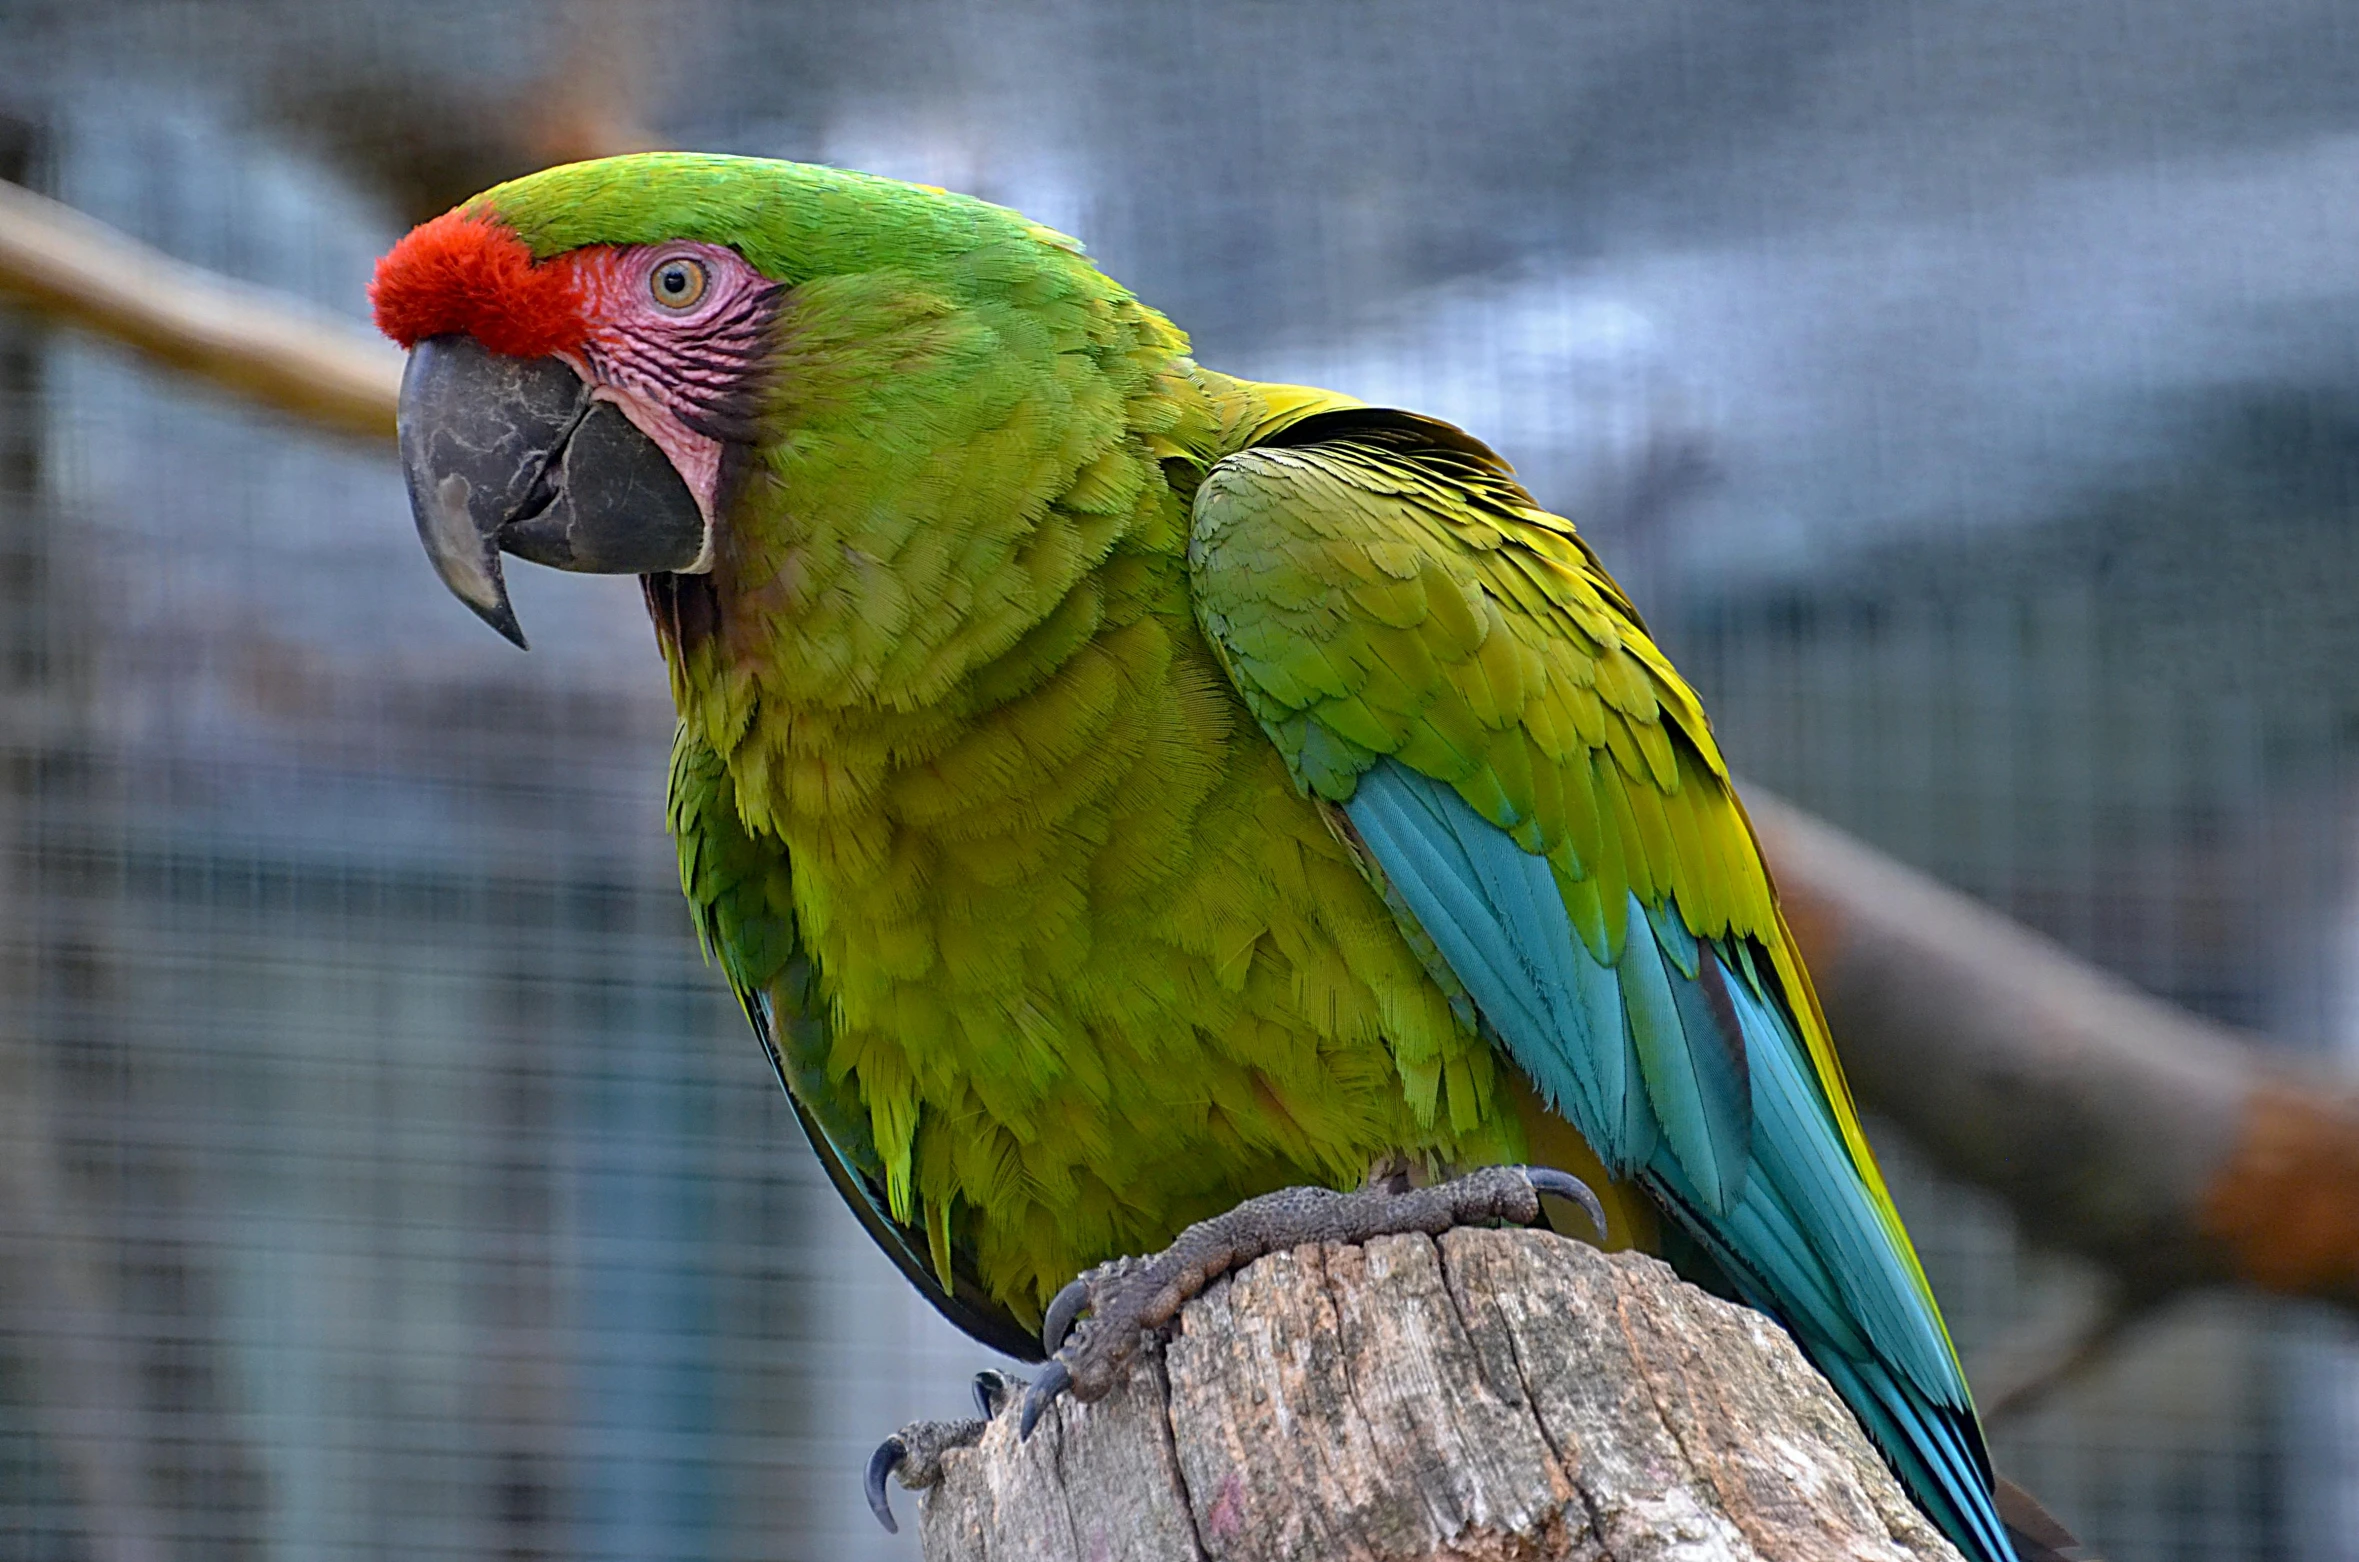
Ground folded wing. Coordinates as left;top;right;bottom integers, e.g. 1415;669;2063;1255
1187;410;2014;1562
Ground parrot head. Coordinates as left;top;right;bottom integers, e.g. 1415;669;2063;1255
374;183;786;647
369;153;1104;651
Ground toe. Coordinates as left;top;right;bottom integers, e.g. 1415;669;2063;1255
865;1412;991;1529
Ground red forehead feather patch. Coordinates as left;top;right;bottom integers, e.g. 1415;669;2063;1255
370;210;589;358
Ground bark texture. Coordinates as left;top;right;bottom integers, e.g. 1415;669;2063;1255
910;1228;1961;1562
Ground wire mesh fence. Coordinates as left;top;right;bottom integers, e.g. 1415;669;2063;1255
3;4;2359;1559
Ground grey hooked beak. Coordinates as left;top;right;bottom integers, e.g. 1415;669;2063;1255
397;334;709;648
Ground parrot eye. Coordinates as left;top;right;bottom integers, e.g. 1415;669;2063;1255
649;256;709;311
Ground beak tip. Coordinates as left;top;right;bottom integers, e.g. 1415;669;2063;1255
487;611;531;652
397;335;698;654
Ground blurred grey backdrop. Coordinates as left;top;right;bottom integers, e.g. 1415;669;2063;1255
4;2;2359;1558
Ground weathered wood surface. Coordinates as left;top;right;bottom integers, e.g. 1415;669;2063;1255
907;1227;1960;1562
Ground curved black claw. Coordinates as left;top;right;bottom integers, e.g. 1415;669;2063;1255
1524;1165;1608;1243
1017;1359;1071;1441
1040;1275;1092;1355
865;1409;994;1530
864;1436;905;1535
971;1368;1020;1421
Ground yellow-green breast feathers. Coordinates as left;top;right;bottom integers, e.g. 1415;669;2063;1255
668;328;1520;1326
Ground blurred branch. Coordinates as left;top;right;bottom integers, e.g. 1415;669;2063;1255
1970;1292;2140;1425
0;178;400;442
0;0;664;439
1752;792;2359;1311
4;180;2356;1326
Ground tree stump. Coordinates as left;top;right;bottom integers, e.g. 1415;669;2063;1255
905;1227;1962;1562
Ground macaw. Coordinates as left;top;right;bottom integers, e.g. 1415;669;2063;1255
372;153;2025;1562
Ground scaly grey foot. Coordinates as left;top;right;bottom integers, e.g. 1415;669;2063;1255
1019;1164;1603;1438
864;1370;1027;1533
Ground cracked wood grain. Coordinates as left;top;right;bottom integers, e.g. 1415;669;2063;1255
912;1227;1960;1562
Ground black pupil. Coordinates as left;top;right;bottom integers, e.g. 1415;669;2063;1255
661;266;689;296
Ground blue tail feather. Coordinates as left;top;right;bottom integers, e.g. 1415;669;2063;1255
1344;759;2016;1562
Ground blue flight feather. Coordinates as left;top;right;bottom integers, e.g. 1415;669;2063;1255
1643;897;1701;978
1349;763;1650;1171
1619;892;1748;1214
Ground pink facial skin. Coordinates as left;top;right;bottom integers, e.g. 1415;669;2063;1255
554;241;782;566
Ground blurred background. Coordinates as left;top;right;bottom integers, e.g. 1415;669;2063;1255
2;1;2358;1557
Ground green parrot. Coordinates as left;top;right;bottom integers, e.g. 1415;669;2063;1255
373;153;2024;1562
